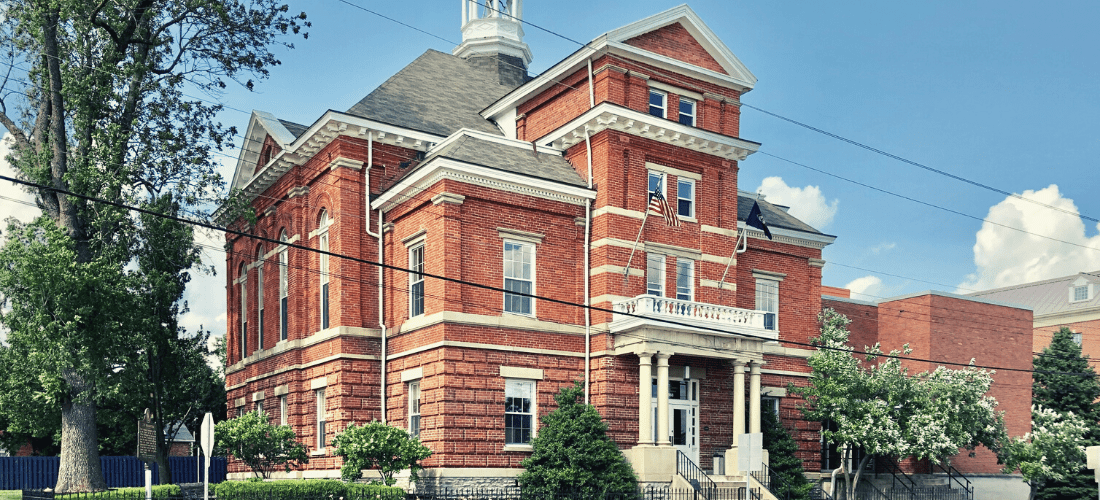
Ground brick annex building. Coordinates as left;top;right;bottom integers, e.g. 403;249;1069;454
222;1;1029;490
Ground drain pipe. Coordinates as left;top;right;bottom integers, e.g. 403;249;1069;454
587;58;594;108
583;127;593;405
363;132;387;423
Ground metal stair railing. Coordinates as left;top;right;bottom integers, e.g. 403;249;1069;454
876;455;917;499
676;450;717;500
933;461;974;500
749;462;790;500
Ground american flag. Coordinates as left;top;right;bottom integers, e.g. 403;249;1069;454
649;185;681;227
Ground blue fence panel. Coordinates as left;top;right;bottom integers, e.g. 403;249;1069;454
0;456;60;490
0;455;227;490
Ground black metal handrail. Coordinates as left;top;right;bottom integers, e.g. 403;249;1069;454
749;462;790;500
676;450;717;500
933;461;974;500
875;455;917;499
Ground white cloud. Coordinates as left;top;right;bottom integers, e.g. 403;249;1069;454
0;133;41;226
958;184;1100;291
179;227;226;340
756;176;839;229
845;275;883;300
870;242;896;255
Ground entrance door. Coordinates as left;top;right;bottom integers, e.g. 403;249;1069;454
652;378;700;465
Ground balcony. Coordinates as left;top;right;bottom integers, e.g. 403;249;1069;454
609;295;777;355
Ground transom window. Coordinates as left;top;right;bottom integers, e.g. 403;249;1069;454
409;244;425;317
505;379;535;445
503;241;534;315
648;89;667;118
647;253;665;296
679;98;696;126
756;278;779;331
677;178;695;218
676;259;694;301
408;381;421;438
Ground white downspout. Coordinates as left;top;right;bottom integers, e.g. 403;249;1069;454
583;128;593;405
587;58;595;108
363;132;387;424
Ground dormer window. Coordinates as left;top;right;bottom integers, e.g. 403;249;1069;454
1069;279;1093;303
1075;286;1088;301
649;89;667;118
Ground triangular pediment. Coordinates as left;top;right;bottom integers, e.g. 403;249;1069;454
229;111;301;190
605;4;756;89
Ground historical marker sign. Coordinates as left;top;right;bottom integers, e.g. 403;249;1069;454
137;411;157;463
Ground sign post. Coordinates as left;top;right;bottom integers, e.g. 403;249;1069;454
137;409;157;500
201;413;214;500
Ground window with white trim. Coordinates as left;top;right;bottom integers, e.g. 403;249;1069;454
279;395;288;426
238;263;247;358
756;278;779;331
677;178;695;218
254;400;263;415
503;241;534;315
505;379;535;445
256;246;264;350
648;89;667;118
676;259;694;301
647;253;665;297
315;388;326;449
408;380;421;438
409;243;425;317
678;98;696;126
279;230;289;341
1074;285;1088;302
1073;332;1083;346
648;171;666;198
318;210;331;330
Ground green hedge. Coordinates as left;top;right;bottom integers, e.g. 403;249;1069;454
214;480;403;500
53;485;182;499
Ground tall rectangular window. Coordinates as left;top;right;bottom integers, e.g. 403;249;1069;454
679;98;696;126
257;254;264;350
1073;332;1083;346
279;395;288;426
408;381;421;438
648;89;667;118
503;241;534;315
315;388;326;449
505;379;535;445
319;232;330;330
255;400;263;415
409;244;425;317
677;178;695;218
279;232;289;341
239;264;247;358
756;279;779;330
647;254;665;297
676;259;694;301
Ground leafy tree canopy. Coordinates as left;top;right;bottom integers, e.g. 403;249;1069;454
331;421;432;485
1001;406;1089;500
215;410;308;479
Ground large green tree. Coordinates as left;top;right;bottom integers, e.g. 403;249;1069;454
1029;327;1100;500
0;0;306;491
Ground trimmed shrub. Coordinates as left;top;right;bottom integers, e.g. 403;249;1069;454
331;421;432;485
214;479;402;500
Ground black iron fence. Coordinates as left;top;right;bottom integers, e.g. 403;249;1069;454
22;485;756;500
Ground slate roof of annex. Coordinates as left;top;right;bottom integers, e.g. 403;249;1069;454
278;119;309;139
968;271;1100;317
345;50;516;137
427;134;586;187
737;195;828;237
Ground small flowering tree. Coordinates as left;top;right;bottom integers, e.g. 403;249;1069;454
331;421;432;485
1001;406;1089;500
794;309;1007;499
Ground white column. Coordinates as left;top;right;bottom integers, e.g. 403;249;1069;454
513;0;522;20
749;361;762;434
461;0;467;25
732;360;745;442
656;353;671;446
638;353;654;446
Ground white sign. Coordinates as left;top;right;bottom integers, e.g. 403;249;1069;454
737;432;763;473
201;412;214;500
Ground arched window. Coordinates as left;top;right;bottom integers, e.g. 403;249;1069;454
318;210;331;330
279;230;289;341
239;262;248;359
256;245;265;350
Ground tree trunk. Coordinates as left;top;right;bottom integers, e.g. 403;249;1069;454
54;369;107;493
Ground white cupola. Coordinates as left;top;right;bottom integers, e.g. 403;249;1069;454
454;0;533;70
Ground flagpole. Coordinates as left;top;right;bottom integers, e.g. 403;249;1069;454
717;225;747;290
622;207;650;282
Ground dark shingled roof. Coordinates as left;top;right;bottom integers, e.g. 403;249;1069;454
738;195;827;236
429;135;587;187
346;50;517;137
278;119;309;139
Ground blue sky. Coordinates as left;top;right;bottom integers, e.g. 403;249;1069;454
2;0;1099;339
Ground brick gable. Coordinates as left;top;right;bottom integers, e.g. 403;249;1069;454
624;22;728;75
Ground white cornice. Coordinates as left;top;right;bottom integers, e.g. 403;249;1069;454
736;220;836;249
371;157;595;212
537;102;760;161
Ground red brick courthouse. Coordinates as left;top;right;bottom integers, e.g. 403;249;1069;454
222;2;1031;491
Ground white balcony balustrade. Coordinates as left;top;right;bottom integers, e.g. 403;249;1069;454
610;295;778;345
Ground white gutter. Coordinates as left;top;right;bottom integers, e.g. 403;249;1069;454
583;128;593;405
362;132;387;424
587;58;595;108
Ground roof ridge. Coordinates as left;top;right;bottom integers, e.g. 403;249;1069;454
969;272;1092;295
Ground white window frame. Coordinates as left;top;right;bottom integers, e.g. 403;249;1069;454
678;97;696;127
256;247;264;350
279;395;288;426
239;263;248;358
648;89;667;118
677;178;695;219
409;243;426;317
647;253;666;297
676;259;694;301
504;378;536;447
315;388;326;450
1073;332;1084;346
279;231;289;341
648;171;667;199
503;240;535;316
254;399;263;415
408;380;421;438
756;278;779;331
318;211;331;330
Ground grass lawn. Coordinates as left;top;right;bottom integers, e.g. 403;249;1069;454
0;491;22;500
